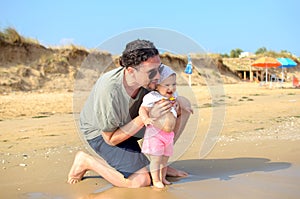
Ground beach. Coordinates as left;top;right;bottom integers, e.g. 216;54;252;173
1;82;300;199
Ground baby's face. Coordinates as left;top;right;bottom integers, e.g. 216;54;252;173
156;74;176;98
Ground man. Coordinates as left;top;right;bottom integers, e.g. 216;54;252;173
68;39;192;188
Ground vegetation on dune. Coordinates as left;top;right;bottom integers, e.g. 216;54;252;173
0;27;40;45
0;27;299;93
221;46;298;62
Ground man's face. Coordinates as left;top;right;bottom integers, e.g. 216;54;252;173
134;55;162;89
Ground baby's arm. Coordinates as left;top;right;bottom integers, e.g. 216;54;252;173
139;106;154;126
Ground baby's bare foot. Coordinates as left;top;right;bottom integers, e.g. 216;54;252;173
153;181;165;189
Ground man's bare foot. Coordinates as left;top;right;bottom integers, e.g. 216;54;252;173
153;181;164;189
163;178;172;185
67;151;88;184
166;166;188;177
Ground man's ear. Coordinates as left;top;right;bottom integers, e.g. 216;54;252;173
127;67;135;75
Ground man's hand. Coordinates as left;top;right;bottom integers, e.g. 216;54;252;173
177;96;193;114
149;99;172;120
143;118;154;126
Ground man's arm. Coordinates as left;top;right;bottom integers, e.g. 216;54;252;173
102;116;144;146
173;96;193;142
139;106;154;126
102;96;193;146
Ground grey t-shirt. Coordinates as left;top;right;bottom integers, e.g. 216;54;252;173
79;67;148;140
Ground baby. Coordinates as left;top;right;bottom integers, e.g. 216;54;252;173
139;65;178;188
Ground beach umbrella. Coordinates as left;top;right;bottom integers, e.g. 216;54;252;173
277;58;297;83
184;54;193;87
251;57;282;83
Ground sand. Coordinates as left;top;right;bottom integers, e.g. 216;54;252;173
1;82;300;199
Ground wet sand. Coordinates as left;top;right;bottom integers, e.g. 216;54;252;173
1;82;300;199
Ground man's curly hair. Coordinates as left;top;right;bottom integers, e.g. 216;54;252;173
119;39;159;68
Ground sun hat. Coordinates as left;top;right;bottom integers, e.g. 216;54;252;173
158;64;176;84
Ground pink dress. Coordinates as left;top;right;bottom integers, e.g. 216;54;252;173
141;91;177;156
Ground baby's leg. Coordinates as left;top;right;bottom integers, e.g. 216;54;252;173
162;156;171;185
149;155;164;188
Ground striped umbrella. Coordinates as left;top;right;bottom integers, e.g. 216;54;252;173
251;57;282;83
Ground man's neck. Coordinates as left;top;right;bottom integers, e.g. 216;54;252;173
124;69;140;98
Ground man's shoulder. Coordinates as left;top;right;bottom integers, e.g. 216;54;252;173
96;67;124;89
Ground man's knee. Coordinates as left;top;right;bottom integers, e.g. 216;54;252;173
130;173;151;188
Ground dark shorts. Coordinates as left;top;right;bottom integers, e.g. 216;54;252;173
87;135;150;178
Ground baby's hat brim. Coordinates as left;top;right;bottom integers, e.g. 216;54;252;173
158;64;176;83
